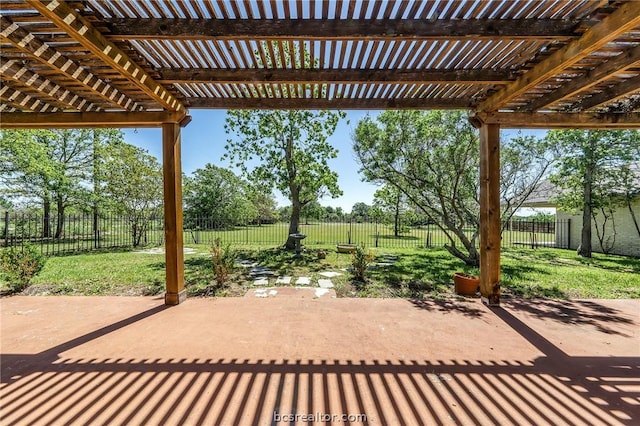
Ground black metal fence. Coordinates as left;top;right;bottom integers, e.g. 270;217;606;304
1;211;568;256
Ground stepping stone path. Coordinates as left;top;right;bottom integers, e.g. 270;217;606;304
276;276;292;285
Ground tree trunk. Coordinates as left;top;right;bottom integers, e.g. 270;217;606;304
579;140;594;258
54;197;65;239
285;201;301;249
628;198;640;239
444;243;480;267
283;128;300;250
42;197;51;238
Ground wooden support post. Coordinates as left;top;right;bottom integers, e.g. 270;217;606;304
162;122;186;305
479;123;501;306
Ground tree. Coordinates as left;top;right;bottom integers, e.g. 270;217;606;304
350;202;371;222
548;130;640;257
373;185;414;236
246;185;277;225
224;109;345;249
301;200;325;224
0;129;122;238
183;164;257;228
353;110;551;266
102;142;163;247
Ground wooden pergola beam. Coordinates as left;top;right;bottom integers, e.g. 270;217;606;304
472;111;640;129
162;122;186;305
160;68;512;85
106;18;581;40
522;44;640;112
1;58;100;112
479;1;640;112
479;123;501;306
27;0;185;112
186;97;471;110
572;75;640;112
0;15;139;111
0;111;189;129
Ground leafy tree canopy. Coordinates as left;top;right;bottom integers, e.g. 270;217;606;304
183;164;257;228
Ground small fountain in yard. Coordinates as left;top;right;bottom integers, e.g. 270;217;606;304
289;233;306;258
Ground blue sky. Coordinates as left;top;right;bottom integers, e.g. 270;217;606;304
123;110;548;213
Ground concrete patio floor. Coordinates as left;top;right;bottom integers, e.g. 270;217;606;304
1;295;638;425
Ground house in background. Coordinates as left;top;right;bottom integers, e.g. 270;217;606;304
521;173;640;258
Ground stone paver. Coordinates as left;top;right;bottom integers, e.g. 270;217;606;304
314;288;331;298
249;267;275;277
318;279;334;289
275;276;292;285
295;277;311;285
253;278;269;286
236;259;258;268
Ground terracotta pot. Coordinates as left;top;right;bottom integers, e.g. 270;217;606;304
453;272;479;296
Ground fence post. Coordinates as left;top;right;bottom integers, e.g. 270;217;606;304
3;211;8;247
375;220;379;247
348;219;352;244
566;219;571;249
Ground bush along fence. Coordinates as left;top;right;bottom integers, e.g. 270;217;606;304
1;211;568;256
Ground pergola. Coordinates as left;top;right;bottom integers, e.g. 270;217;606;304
2;0;640;306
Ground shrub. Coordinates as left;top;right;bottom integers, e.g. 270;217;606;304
351;243;374;282
0;243;46;293
210;238;236;286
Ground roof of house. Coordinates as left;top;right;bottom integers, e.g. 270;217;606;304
521;163;640;207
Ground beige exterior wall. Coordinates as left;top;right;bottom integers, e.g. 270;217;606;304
555;197;640;257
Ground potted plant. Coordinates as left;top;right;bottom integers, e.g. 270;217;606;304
453;272;479;296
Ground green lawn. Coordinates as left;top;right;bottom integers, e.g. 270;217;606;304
5;246;638;300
